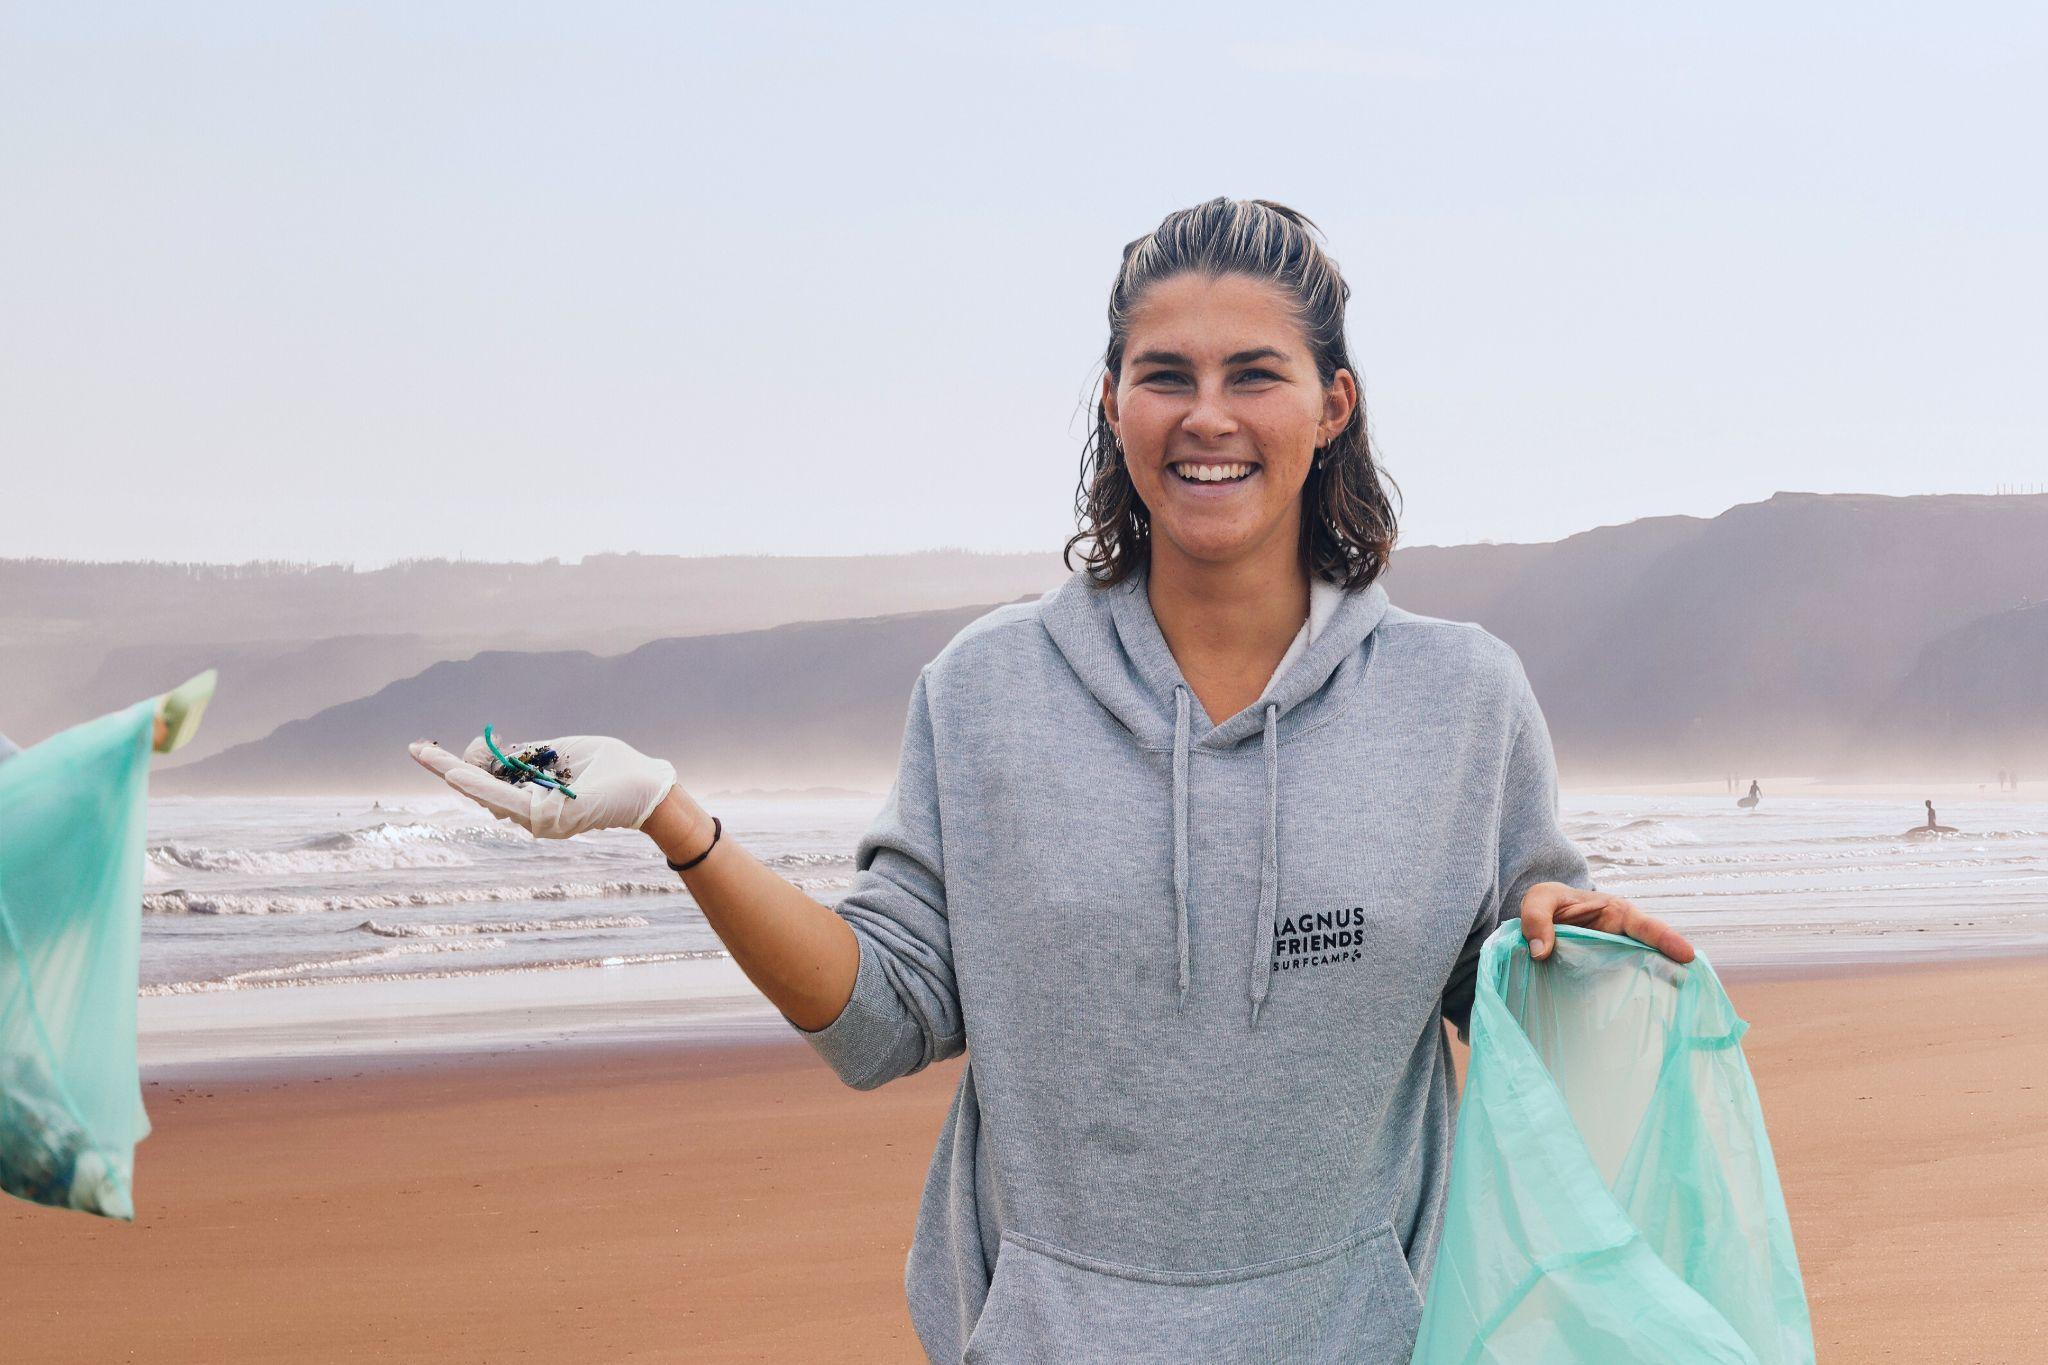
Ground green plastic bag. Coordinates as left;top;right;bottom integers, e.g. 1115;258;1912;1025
1413;922;1815;1363
0;696;159;1220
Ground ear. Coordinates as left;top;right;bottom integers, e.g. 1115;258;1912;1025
1100;371;1120;439
1318;369;1358;445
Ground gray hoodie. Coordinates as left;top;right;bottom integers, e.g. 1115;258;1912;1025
784;560;1596;1363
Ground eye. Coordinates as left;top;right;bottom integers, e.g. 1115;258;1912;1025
1140;371;1186;386
1238;369;1279;382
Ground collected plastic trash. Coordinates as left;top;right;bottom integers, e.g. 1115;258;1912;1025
0;671;215;1221
479;724;579;798
1413;922;1815;1363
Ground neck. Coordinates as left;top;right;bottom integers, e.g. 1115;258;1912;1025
1144;536;1310;681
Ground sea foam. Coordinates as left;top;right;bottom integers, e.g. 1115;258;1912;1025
355;913;654;938
143;880;691;916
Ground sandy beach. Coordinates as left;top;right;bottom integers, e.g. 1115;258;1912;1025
7;954;2045;1363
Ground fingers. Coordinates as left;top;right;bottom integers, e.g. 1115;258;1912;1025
1578;892;1696;964
442;761;537;826
409;739;466;779
1518;883;1568;960
1620;903;1697;964
408;740;536;828
1521;884;1617;959
1519;883;1698;966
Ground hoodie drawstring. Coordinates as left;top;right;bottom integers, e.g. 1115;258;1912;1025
1170;687;1284;1026
1249;702;1280;1026
1171;684;1192;1010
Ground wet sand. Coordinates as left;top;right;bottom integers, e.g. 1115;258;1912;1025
7;954;2045;1363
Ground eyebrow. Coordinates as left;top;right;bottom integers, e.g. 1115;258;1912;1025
1130;347;1289;368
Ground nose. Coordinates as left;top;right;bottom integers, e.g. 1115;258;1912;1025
1180;376;1238;442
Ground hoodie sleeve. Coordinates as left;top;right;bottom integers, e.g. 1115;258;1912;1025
782;668;965;1090
1441;661;1597;1046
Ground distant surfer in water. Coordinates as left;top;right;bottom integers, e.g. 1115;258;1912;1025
1907;800;1956;837
1738;779;1761;810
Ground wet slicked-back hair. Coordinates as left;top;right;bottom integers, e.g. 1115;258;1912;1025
1063;196;1401;589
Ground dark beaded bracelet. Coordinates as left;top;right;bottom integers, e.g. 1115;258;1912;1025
664;815;721;873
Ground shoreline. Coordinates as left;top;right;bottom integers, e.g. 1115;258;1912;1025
138;940;2048;1082
138;953;780;1080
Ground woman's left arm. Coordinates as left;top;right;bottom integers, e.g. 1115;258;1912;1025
1442;657;1694;1043
1497;667;1695;968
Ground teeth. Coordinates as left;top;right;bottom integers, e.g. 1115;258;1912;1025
1174;463;1254;482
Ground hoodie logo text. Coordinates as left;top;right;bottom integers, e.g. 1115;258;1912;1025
1272;906;1368;972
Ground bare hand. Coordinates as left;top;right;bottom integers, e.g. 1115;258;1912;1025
1519;883;1695;965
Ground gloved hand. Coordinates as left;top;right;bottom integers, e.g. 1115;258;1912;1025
407;734;677;839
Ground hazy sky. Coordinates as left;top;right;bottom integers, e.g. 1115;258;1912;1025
4;4;2043;566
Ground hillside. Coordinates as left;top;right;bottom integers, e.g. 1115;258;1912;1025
0;549;1071;763
33;491;2048;789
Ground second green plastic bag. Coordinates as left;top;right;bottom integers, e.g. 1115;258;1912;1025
1411;922;1815;1363
0;697;157;1220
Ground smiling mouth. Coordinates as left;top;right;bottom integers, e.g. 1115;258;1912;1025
1169;461;1259;485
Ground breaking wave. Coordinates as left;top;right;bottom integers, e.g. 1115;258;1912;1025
299;820;527;850
764;850;852;869
146;821;533;877
149;839;471;875
139;947;733;995
1578;818;1704;853
200;937;506;988
143;879;691;916
355;913;653;938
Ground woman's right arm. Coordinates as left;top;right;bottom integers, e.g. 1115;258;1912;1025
642;786;861;1032
652;667;964;1088
414;671;962;1087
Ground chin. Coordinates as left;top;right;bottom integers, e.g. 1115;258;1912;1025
1154;525;1271;566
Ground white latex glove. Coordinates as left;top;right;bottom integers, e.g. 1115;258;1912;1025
407;734;676;839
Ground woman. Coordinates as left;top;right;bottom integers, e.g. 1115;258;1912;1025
411;197;1694;1362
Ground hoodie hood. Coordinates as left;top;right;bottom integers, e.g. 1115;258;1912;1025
1039;560;1393;1026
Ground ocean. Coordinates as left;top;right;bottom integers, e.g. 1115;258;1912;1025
138;790;2048;1000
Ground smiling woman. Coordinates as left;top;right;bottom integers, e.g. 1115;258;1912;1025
411;195;1698;1364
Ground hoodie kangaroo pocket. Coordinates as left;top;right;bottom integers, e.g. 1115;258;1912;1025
961;1220;1422;1364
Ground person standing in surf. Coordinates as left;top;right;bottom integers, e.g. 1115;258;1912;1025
409;197;1695;1361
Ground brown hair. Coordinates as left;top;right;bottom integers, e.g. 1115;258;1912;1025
1062;196;1401;589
